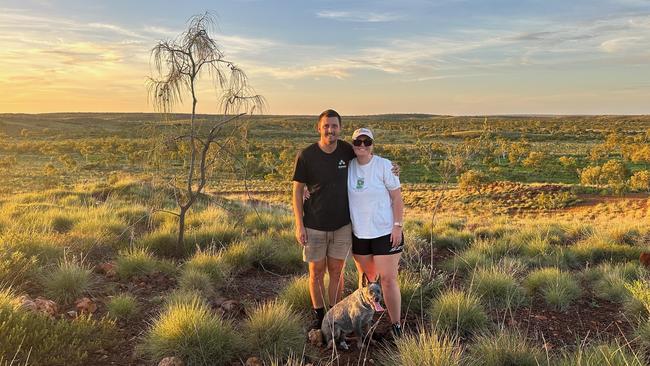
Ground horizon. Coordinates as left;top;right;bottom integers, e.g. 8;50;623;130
1;0;649;115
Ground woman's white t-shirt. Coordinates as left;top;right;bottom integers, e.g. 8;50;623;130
347;155;401;239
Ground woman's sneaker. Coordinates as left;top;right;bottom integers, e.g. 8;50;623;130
391;323;402;338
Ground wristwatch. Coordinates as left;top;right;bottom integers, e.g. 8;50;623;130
393;222;403;227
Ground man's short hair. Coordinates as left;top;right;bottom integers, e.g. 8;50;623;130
318;109;342;127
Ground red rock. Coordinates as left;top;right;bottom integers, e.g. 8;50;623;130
245;357;263;366
75;297;97;314
158;357;184;366
34;297;58;317
220;299;241;313
308;329;323;347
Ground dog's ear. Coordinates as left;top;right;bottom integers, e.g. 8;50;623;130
362;272;369;287
375;275;381;286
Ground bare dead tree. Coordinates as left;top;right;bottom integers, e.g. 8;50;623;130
147;13;265;255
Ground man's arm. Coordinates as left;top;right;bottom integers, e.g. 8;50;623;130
292;181;308;245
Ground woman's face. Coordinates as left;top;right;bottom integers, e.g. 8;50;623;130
352;135;373;158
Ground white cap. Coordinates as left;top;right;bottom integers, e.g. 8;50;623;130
352;127;374;140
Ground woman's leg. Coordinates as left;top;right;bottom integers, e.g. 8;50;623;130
374;252;401;324
353;254;376;288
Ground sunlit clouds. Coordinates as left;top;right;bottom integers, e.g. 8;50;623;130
0;1;649;114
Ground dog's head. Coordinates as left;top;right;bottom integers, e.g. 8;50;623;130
361;273;383;309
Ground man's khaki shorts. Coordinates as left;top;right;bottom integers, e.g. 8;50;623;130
303;224;352;262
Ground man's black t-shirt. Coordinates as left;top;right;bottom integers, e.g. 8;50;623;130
292;140;356;231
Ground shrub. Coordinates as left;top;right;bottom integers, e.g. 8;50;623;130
630;170;650;192
524;268;581;311
51;215;75;233
184;247;231;287
585;262;645;303
569;236;641;266
557;342;646;366
43;258;92;304
178;268;215;297
429;289;489;337
0;248;37;289
138;230;178;258
243;210;292;233
220;241;256;274
115;247;173;279
107;294;138;320
243;300;304;361
249;233;304;274
458;170;488;193
624;280;650;321
141;293;239;365
468;267;528;309
600;160;630;186
580;165;602;186
466;330;546;366
0;307;116;366
382;329;463;366
400;270;443;315
277;276;313;313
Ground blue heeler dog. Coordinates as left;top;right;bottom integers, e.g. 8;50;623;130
321;275;383;350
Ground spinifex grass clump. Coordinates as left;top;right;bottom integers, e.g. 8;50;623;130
468;266;528;309
584;262;646;303
107;293;138;320
43;257;92;304
524;267;581;311
141;293;239;365
624;279;650;321
243;300;304;362
247;232;303;274
278;275;312;313
115;247;174;279
430;289;489;337
243;209;293;233
381;328;463;366
178;268;215;297
569;235;642;266
0;301;117;366
220;241;256;274
400;270;443;315
0;248;37;289
557;342;647;366
466;330;546;366
183;247;231;287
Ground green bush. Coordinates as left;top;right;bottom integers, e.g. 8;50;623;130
107;293;138;320
624;280;650;321
249;233;304;274
0;307;116;366
51;215;75;233
469;267;528;309
178;268;215;297
43;258;92;304
400;270;443;316
220;241;256;274
585;262;645;303
636;320;650;352
243;210;292;233
278;275;313;313
184;247;231;287
466;330;546;366
115;247;174;279
570;237;641;266
557;342;646;366
382;329;463;366
524;268;581;311
141;293;239;365
430;289;489;337
243;300;304;361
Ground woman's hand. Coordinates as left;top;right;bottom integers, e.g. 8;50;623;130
390;225;403;247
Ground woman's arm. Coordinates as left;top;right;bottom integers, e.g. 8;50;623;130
388;188;404;247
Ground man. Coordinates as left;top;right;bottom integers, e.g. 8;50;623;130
292;109;399;329
292;109;354;329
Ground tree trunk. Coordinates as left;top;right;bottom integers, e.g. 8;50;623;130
177;206;187;257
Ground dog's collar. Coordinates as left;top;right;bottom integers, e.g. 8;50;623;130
357;291;373;310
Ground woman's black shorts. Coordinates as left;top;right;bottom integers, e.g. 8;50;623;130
352;232;404;256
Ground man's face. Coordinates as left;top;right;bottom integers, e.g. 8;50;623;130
317;116;341;145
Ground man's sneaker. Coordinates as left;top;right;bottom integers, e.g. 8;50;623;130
391;323;402;338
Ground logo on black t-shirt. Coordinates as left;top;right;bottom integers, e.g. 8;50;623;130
338;159;347;169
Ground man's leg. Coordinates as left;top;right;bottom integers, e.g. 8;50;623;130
308;259;328;308
326;256;345;304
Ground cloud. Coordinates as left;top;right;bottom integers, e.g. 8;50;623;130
600;36;644;52
316;10;402;22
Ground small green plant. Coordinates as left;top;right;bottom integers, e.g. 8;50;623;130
400;270;443;315
382;328;463;366
429;289;489;337
107;294;138;320
277;275;313;313
243;210;292;233
43;257;92;304
243;300;304;361
178;268;215;297
466;330;546;366
557;342;646;366
141;293;239;365
184;247;231;287
51;215;75;233
115;247;173;279
468;267;528;309
220;241;256;274
585;262;645;303
524;268;581;310
624;280;650;321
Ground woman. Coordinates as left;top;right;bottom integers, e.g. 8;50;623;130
347;127;405;337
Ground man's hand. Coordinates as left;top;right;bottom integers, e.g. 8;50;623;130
303;186;311;201
295;225;308;246
391;161;401;177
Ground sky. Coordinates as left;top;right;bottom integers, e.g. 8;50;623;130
1;0;649;115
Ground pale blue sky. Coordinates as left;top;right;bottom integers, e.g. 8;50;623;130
1;0;649;114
